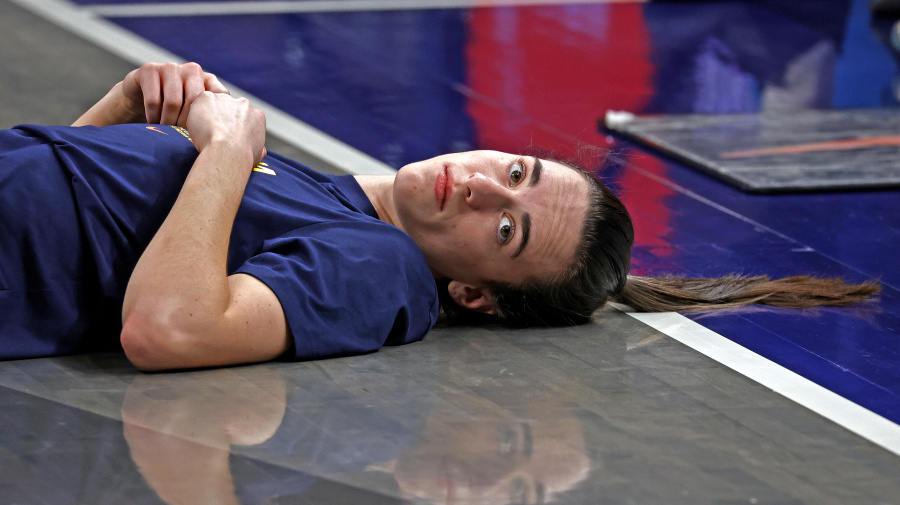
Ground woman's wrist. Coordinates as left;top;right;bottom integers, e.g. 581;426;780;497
201;135;259;169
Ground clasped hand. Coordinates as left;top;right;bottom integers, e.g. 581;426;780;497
121;62;267;164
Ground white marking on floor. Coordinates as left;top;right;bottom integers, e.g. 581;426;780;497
627;311;900;458
85;0;647;18
10;0;396;176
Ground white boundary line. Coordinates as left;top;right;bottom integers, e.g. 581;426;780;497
87;0;646;18
13;0;900;460
11;0;396;176
628;311;900;458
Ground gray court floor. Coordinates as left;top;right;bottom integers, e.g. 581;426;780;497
2;1;900;503
2;310;899;503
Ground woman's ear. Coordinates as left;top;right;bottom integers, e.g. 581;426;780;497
447;281;496;314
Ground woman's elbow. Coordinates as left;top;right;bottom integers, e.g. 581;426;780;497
120;311;193;372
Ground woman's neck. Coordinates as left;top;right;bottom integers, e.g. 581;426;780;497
354;175;401;229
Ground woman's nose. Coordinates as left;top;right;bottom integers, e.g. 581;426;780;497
464;173;512;210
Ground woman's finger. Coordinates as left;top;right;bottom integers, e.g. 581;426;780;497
204;72;229;95
177;71;207;127
159;64;185;125
138;67;163;124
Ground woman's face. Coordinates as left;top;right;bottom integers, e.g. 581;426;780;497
393;150;590;290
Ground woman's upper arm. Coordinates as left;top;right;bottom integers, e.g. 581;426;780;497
122;273;291;371
217;273;292;364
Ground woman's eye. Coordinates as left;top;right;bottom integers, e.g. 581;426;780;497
498;216;514;244
509;161;525;185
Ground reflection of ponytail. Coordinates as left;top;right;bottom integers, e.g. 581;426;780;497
612;275;880;312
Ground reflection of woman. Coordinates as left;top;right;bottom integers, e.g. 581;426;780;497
122;370;288;505
1;63;878;371
121;361;592;505
391;404;590;504
384;339;597;505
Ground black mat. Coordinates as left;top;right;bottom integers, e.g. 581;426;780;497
602;108;900;193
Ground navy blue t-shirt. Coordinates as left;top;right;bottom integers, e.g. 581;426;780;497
0;124;438;360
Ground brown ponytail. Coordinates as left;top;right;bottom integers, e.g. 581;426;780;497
612;274;881;312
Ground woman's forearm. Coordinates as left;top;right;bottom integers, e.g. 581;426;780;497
122;140;253;333
120;91;270;370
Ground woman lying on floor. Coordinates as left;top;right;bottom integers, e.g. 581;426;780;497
0;63;879;371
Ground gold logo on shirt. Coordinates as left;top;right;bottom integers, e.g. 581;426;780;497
145;125;193;143
171;126;193;142
253;161;276;176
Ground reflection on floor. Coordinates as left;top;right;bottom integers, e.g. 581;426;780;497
2;310;899;504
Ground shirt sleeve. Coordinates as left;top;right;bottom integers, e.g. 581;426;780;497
234;220;438;361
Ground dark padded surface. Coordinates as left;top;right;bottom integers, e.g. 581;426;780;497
604;108;900;193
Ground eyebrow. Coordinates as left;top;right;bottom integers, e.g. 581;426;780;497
512;157;541;259
512;211;530;258
528;156;542;187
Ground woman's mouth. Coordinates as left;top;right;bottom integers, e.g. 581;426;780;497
435;166;452;210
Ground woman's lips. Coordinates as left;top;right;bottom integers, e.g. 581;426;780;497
435;166;452;210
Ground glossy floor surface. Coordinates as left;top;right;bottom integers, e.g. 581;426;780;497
2;0;900;503
3;311;900;504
